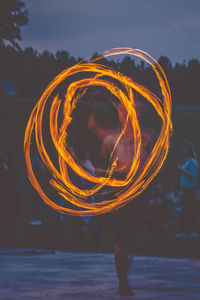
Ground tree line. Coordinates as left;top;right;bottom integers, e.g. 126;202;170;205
0;45;200;105
1;0;200;104
1;44;200;105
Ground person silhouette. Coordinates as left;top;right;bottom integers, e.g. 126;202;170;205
175;140;199;238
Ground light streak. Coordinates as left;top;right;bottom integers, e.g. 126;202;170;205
24;48;172;216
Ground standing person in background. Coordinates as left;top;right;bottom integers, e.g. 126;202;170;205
28;150;44;226
0;149;19;247
147;184;166;238
175;140;199;238
66;99;103;251
68;146;100;251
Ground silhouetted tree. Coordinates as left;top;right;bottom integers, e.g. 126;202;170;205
120;56;135;77
55;51;70;68
158;56;172;73
0;0;28;50
18;47;39;96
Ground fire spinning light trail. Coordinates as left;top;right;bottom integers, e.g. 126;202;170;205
24;48;172;216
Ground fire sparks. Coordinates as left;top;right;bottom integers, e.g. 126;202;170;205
24;48;172;216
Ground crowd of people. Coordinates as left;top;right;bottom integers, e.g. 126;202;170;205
0;89;200;296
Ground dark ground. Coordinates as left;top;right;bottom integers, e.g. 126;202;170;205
0;249;200;299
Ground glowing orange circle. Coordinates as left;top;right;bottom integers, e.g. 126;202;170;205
24;48;172;216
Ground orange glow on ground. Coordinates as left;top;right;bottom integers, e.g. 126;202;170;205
24;48;172;216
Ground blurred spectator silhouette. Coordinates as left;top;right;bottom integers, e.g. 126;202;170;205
174;140;199;238
166;183;183;217
28;150;44;226
0;149;19;247
147;184;167;238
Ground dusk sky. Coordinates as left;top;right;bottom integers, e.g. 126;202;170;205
20;0;200;64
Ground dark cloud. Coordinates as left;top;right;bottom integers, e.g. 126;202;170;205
20;0;200;63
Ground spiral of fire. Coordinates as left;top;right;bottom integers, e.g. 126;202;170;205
24;48;172;216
